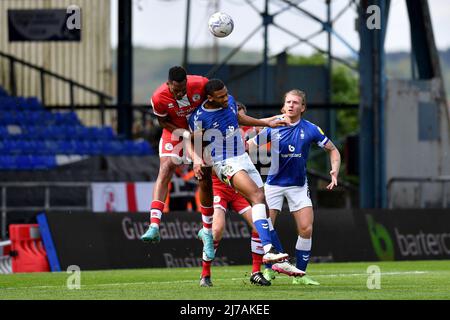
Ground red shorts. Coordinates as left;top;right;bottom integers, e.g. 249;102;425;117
158;128;190;162
213;177;251;214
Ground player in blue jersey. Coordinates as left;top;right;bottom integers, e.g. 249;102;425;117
249;89;341;285
189;79;306;277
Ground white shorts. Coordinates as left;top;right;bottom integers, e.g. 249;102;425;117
213;153;264;188
264;183;312;212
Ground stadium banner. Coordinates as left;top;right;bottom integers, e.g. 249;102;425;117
91;182;155;213
37;209;450;271
8;9;81;42
361;209;450;261
38;211;253;271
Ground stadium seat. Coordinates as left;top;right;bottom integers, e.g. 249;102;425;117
25;97;43;111
0;86;8;97
0;156;15;170
0;126;8;139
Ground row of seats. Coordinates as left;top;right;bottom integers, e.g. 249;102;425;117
0;156;57;170
0;140;153;156
0;111;80;126
0;88;156;170
0;96;43;111
0;125;115;140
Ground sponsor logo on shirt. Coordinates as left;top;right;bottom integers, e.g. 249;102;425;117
281;144;302;158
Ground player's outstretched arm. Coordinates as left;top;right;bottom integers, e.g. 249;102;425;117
237;110;288;128
323;140;341;190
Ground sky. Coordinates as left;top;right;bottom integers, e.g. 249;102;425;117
110;0;450;57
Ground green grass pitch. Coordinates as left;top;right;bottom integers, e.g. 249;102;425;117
1;260;449;300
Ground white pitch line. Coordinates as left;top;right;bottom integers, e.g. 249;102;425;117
0;279;196;290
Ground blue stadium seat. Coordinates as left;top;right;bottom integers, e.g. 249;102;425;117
0;126;8;139
0;86;8;97
57;140;77;154
63;112;81;125
16;155;32;170
97;126;115;140
25;97;43;111
31;156;56;169
101;140;124;155
0;111;15;125
44;140;59;154
0;156;15;170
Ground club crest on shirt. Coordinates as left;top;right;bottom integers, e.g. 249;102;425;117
165;143;174;151
214;196;221;203
300;129;305;139
192;94;201;102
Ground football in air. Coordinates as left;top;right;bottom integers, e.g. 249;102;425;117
208;12;234;38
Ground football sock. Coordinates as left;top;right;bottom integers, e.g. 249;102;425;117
295;236;312;272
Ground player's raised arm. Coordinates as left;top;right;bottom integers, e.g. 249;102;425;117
237;109;289;128
323;140;341;190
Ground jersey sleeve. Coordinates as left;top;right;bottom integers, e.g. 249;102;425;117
311;124;329;148
251;127;272;146
150;95;168;117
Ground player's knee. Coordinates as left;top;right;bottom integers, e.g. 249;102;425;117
300;225;313;238
250;189;265;205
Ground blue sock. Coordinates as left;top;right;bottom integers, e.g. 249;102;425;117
253;219;272;247
270;230;284;252
295;236;312;271
295;249;311;271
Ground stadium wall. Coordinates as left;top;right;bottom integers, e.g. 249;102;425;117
0;0;112;122
386;79;450;208
36;209;450;271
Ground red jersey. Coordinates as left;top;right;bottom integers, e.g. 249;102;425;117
150;75;208;130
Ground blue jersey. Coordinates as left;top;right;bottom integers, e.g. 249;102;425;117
254;119;329;187
188;95;245;162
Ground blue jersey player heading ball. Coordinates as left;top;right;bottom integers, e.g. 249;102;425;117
189;79;306;277
250;89;341;285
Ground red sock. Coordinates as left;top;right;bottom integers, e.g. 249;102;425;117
252;252;263;273
150;200;165;226
201;260;212;277
251;231;263;273
200;205;214;231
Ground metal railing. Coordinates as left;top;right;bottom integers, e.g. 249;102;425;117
0;51;113;110
1;182;92;239
387;176;450;209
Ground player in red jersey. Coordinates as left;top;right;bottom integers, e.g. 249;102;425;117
141;66;215;260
